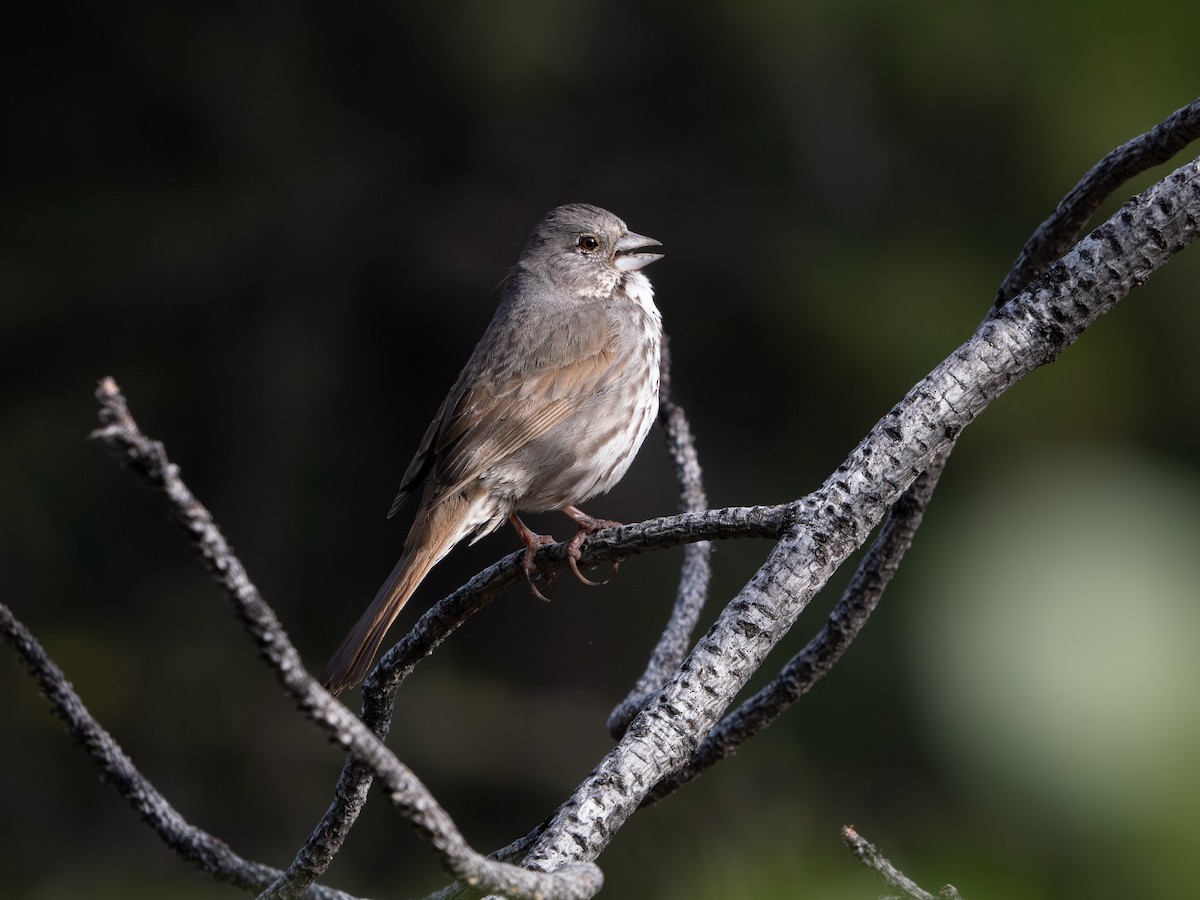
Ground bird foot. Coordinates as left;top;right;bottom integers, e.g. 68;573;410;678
509;514;556;602
562;505;621;586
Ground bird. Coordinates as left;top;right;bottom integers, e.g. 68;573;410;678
320;203;665;694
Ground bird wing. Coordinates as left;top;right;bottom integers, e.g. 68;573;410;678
430;335;619;500
388;299;621;516
386;390;455;517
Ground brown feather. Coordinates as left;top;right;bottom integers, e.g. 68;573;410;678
323;204;664;694
321;491;479;694
426;330;619;505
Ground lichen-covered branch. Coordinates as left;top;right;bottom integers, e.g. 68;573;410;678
642;99;1200;800
90;378;603;900
265;505;765;897
515;158;1200;875
8;101;1197;900
995;98;1200;308
643;454;946;804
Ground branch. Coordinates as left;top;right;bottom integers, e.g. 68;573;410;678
641;98;1200;801
277;118;1200;893
0;601;356;900
15;102;1198;900
89;378;603;900
644;454;946;804
995;98;1200;308
514;158;1200;875
269;337;718;896
423;342;720;900
264;508;767;893
841;826;962;900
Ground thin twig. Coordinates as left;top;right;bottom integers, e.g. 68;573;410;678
91;378;603;900
263;505;784;896
425;343;717;899
515;158;1200;876
841;826;962;900
18;102;1199;900
641;100;1200;801
261;497;781;896
995;97;1200;308
0;601;358;900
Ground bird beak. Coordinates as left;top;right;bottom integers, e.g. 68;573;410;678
613;230;664;272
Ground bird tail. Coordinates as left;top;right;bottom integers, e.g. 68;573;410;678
320;496;478;695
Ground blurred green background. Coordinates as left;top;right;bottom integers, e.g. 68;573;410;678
3;1;1200;898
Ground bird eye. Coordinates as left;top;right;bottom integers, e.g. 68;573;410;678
576;234;600;252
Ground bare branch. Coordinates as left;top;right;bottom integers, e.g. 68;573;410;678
995;98;1200;307
644;99;1200;801
90;378;603;900
645;454;946;803
366;505;783;699
265;505;772;897
19;102;1200;900
0;601;357;900
841;826;962;900
413;347;719;899
514;159;1200;876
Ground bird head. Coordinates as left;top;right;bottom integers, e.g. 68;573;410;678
521;203;663;298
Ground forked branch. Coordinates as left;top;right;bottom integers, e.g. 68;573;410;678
2;100;1197;900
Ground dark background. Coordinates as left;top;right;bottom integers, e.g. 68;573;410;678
4;2;1200;898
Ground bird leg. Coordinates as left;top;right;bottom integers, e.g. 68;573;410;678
508;513;556;602
561;505;621;586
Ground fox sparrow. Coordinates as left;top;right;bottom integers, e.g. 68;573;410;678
321;203;665;694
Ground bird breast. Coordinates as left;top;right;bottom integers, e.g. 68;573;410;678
491;271;662;514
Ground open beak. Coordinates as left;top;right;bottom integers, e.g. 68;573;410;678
613;229;664;272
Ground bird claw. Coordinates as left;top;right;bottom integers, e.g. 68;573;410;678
523;564;554;602
510;508;623;599
509;514;558;602
567;552;606;587
562;505;622;588
518;538;557;602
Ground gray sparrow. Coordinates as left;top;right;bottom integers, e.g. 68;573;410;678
321;203;665;694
